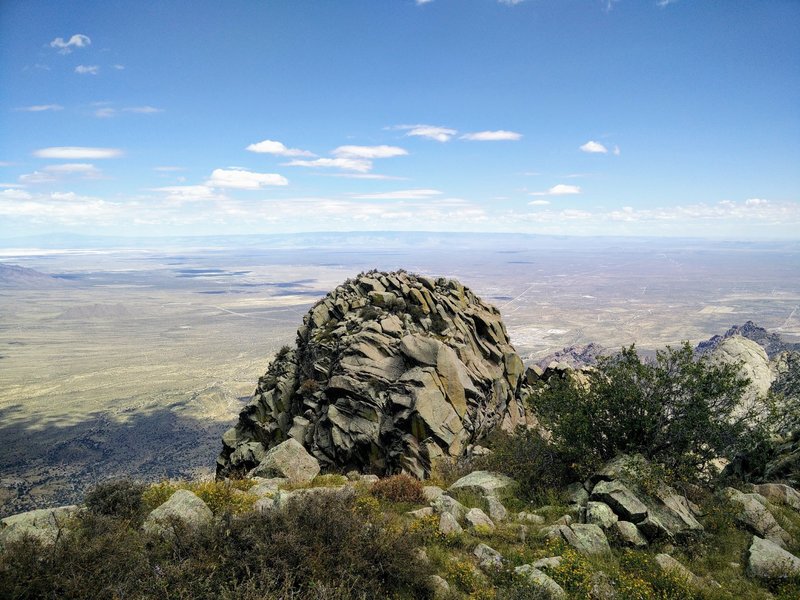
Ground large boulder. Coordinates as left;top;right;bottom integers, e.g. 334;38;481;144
0;505;80;547
217;271;535;479
448;470;516;497
142;489;213;537
724;487;793;548
249;438;320;484
747;536;800;580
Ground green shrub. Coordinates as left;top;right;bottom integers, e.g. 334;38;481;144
530;342;761;480
476;428;572;502
370;474;426;504
85;479;147;523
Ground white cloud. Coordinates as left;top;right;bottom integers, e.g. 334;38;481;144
657;0;679;7
284;157;372;173
113;64;125;70
50;34;91;53
579;140;608;154
34;146;122;159
745;198;768;206
16;104;63;112
246;139;315;157
1;188;33;200
530;184;582;196
416;0;433;4
353;189;442;200
397;124;458;142
94;107;116;118
498;0;525;4
462;130;522;141
332;145;408;159
528;199;550;206
206;168;288;189
19;163;102;184
152;185;220;202
124;106;163;114
75;65;99;75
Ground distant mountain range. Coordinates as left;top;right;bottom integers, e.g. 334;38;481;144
0;263;63;288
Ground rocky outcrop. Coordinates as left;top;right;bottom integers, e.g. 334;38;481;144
217;271;534;479
747;536;800;580
696;321;800;359
142;490;213;538
0;505;80;547
710;336;774;409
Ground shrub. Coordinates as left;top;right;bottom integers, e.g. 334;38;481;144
359;305;381;321
476;427;572;502
530;342;760;479
84;479;147;523
370;474;425;504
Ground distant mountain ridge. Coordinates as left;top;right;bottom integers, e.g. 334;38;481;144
696;320;800;359
0;263;62;288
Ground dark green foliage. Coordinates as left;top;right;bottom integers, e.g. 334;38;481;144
0;490;432;600
359;305;381;321
85;479;147;523
531;342;759;479
476;427;572;502
276;344;292;359
430;312;448;335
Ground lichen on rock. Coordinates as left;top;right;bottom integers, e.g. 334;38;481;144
217;270;535;479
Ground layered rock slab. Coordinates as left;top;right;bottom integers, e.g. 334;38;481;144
217;271;534;479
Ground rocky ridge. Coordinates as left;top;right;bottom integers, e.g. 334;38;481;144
217;270;534;479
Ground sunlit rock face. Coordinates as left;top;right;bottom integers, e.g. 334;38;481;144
217;270;534;479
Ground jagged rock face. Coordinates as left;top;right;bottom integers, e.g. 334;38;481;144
217;271;533;479
710;335;775;405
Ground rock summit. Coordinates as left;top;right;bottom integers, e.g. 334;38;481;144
217;270;534;479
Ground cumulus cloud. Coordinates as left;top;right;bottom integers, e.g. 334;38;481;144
332;145;408;159
579;140;608;154
284;157;372;173
246;139;315;157
206;168;288;189
531;184;582;196
16;104;63;112
462;130;522;141
396;124;458;142
75;65;99;75
353;189;442;200
50;34;91;53
34;146;122;159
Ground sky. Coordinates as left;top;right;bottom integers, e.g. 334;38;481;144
1;0;799;240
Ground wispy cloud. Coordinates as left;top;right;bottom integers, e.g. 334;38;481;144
49;34;91;54
206;168;288;189
461;130;522;141
151;185;220;202
113;64;125;70
579;140;608;154
498;1;526;6
34;147;123;159
332;145;408;159
94;105;164;118
75;65;99;75
284;157;372;173
124;106;163;114
416;0;433;4
153;166;185;172
246;139;315;157
530;184;582;196
19;163;102;184
395;124;458;142
657;0;679;7
15;104;63;112
353;189;442;200
529;199;550;206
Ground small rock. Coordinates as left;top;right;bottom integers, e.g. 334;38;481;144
423;485;445;502
448;471;515;497
514;564;566;599
254;496;276;513
249;477;287;497
532;556;562;571
465;507;495;532
432;494;467;521
555;514;572;526
428;574;450;598
486;496;508;522
566;482;589;506
473;542;503;569
439;512;463;535
654;553;704;588
517;511;545;525
408;507;434;519
754;483;800;512
586;501;618;529
613;521;648;548
249;438;320;485
591;480;648;523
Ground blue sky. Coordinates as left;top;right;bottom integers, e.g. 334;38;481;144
1;0;799;240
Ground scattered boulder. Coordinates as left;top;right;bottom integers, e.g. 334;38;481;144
0;505;80;547
613;521;648;548
439;512;462;535
754;483;800;511
724;487;793;548
517;511;546;525
654;553;704;589
423;485;445;502
249;438;320;484
586;501;618;529
465;507;495;532
747;536;800;580
448;470;515;497
142;490;212;538
474;543;503;569
218;271;535;479
408;507;434;519
547;523;611;556
428;574;451;598
248;477;287;497
486;496;508;522
432;494;468;521
532;556;562;571
514;564;567;599
591;480;648;523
